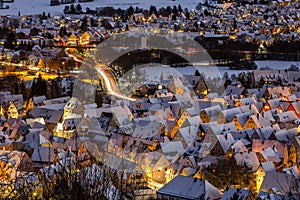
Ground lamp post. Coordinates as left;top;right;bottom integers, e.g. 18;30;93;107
61;61;65;74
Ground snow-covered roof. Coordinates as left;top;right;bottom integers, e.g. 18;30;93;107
157;175;222;199
259;172;299;195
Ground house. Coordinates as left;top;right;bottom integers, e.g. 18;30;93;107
29;107;63;131
287;101;300;118
261;98;281;112
175;126;199;149
78;31;91;45
42;96;70;105
6;101;19;119
168;77;185;95
132;120;163;140
24;129;51;150
257;192;300;200
55;112;82;139
253;70;288;86
181;116;202;130
255;161;276;192
183;75;208;95
203;123;237;156
198;122;218;141
234;151;260;172
282;166;300;180
25;98;37;113
0;94;24;117
278;111;298;122
105;154;147;192
224;140;249;159
234;97;257;107
275;128;298;144
251;125;280;140
252;139;288;168
239;104;260;115
217;107;241;124
194;100;221;113
170;154;197;176
278;101;291;113
133;83;148;97
222;85;246;97
63;97;84;120
131;13;144;22
164;119;177;138
157;175;222;200
160;141;185;161
31;146;56;168
260;110;277;125
259;172;299;195
0;150;34;180
177;107;199;127
277;111;298;129
32;95;47;106
211;133;235;157
232;112;252;130
67;33;78;45
263;86;291;100
222;188;255;200
200;105;222;123
243;114;271;130
204;123;237;142
141;152;171;184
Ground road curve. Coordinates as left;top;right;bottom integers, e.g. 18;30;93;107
65;48;136;101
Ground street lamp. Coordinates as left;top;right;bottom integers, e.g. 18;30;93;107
61;61;65;73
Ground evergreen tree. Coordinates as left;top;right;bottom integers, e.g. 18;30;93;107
127;6;134;17
31;74;47;97
178;4;183;13
70;4;76;14
149;5;157;15
80;17;89;32
59;26;67;37
76;4;82;13
4;32;17;50
172;5;178;20
166;6;172;16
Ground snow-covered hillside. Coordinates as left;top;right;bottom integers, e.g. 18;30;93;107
0;0;202;16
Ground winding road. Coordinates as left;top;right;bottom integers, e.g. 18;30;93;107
65;47;136;101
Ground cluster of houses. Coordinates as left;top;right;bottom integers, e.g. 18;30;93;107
0;0;299;199
194;0;300;43
0;67;300;199
0;0;299;70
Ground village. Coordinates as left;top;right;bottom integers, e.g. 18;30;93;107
0;0;299;199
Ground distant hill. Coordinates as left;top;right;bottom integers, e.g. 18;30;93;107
0;0;204;16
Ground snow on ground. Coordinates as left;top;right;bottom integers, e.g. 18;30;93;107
134;60;300;81
0;0;203;16
125;65;223;82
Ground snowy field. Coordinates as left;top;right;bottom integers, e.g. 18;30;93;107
0;0;202;16
132;60;300;81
